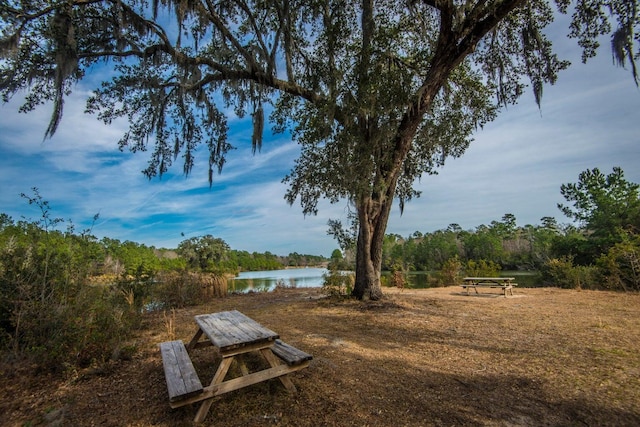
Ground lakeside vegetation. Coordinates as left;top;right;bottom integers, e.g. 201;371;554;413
1;167;639;371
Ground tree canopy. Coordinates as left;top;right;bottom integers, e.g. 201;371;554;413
559;167;640;233
558;166;640;262
1;0;638;299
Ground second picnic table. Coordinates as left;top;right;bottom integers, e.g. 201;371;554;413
461;277;517;297
159;310;312;423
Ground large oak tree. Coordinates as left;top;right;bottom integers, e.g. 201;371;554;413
1;0;637;299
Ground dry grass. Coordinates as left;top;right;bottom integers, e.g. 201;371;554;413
2;286;640;426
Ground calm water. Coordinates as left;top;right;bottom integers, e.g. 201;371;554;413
228;269;541;293
228;268;329;293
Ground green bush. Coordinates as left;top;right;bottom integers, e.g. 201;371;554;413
540;257;600;289
322;269;354;297
114;266;155;313
437;256;463;286
0;192;139;371
596;235;640;291
73;285;139;367
5;283;138;371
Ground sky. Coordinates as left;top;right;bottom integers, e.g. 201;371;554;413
1;15;639;257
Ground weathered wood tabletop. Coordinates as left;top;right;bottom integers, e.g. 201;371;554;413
191;310;279;353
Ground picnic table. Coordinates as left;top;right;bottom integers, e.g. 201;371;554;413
159;310;312;423
461;277;517;297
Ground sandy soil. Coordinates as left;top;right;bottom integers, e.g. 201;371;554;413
2;286;640;426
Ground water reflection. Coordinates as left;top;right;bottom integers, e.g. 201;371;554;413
228;268;328;293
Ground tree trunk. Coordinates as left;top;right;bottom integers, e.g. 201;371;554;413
352;188;398;300
352;206;383;300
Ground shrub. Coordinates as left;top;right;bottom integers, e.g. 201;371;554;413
0;192;139;371
596;235;640;291
540;257;600;289
151;271;227;309
390;271;406;289
5;283;138;371
114;266;155;313
437;256;463;286
74;285;138;367
322;269;354;297
389;262;407;289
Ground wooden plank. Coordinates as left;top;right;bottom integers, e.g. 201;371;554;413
172;361;312;409
470;283;517;288
191;356;234;419
218;341;275;357
261;347;297;393
159;340;203;402
271;340;313;366
195;310;279;352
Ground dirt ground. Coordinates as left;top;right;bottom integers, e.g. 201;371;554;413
2;286;640;426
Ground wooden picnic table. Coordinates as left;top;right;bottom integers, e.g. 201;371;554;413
461;277;517;297
159;310;312;423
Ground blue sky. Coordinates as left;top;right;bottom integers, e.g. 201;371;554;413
1;18;639;257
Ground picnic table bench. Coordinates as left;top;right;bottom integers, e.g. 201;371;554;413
159;310;312;423
461;277;517;297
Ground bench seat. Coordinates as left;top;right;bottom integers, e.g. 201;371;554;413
160;340;203;403
272;339;313;366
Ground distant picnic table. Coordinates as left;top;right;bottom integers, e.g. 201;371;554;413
159;310;312;423
461;277;517;297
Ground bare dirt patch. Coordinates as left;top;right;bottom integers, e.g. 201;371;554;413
2;286;640;426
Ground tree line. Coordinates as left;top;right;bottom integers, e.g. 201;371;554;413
358;167;639;291
2;194;326;281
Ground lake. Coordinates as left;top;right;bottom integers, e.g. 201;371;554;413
228;269;541;292
228;268;329;293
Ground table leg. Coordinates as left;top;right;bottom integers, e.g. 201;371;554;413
194;356;234;423
260;348;297;393
187;329;204;351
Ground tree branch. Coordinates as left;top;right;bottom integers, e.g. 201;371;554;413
456;0;527;59
234;0;272;70
200;0;260;72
